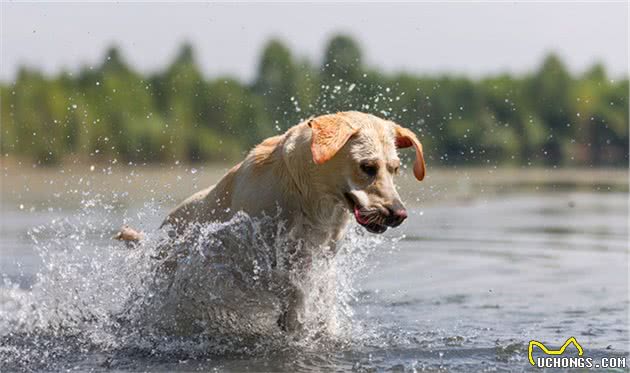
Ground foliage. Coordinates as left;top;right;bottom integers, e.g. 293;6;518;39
1;35;627;167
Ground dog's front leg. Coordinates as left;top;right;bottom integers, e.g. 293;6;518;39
275;239;311;334
278;283;305;333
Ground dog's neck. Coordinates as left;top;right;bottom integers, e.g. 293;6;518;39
277;123;352;245
238;121;351;248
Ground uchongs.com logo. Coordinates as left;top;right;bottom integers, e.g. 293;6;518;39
528;337;627;369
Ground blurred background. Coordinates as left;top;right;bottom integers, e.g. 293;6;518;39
1;2;628;167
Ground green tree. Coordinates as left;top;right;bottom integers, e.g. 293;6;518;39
1;37;627;168
154;43;209;161
527;54;573;165
322;35;363;84
253;40;300;129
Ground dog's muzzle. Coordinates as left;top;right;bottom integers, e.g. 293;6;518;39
344;192;408;234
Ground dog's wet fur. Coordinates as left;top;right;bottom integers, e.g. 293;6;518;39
115;111;425;333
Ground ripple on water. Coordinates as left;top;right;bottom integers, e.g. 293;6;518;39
1;193;628;372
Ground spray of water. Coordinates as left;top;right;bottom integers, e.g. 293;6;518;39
0;198;388;371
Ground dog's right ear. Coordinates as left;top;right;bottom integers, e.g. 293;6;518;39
308;113;359;164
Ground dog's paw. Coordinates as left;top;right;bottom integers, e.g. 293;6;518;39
277;308;305;335
113;225;143;245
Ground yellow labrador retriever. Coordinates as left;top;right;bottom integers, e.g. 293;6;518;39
115;111;425;332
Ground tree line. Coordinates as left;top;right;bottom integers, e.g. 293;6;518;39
1;35;628;167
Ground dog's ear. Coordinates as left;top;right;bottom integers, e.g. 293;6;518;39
394;125;426;181
309;113;359;164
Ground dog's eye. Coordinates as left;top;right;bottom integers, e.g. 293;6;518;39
360;163;378;177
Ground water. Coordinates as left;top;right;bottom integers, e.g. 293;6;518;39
1;168;628;372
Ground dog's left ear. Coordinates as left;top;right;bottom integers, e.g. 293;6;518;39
309;113;359;164
394;125;426;181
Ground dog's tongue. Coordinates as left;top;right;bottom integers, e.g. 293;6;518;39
354;205;369;225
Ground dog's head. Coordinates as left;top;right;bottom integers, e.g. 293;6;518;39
308;111;425;234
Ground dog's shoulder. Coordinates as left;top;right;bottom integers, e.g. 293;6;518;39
248;122;311;168
250;134;284;167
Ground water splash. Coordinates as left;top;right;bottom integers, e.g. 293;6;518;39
0;199;386;371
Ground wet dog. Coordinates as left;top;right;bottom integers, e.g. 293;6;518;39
115;111;425;332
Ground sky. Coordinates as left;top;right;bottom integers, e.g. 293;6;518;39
1;2;628;83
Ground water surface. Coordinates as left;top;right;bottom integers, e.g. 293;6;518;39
1;168;628;372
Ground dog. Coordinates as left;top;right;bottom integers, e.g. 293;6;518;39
115;111;425;332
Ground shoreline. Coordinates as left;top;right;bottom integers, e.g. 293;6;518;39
2;158;628;182
2;161;628;210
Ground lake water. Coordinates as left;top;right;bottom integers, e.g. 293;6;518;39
0;166;628;372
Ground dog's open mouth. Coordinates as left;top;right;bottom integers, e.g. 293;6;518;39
344;193;388;234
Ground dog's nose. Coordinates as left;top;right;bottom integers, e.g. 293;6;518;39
385;205;408;227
